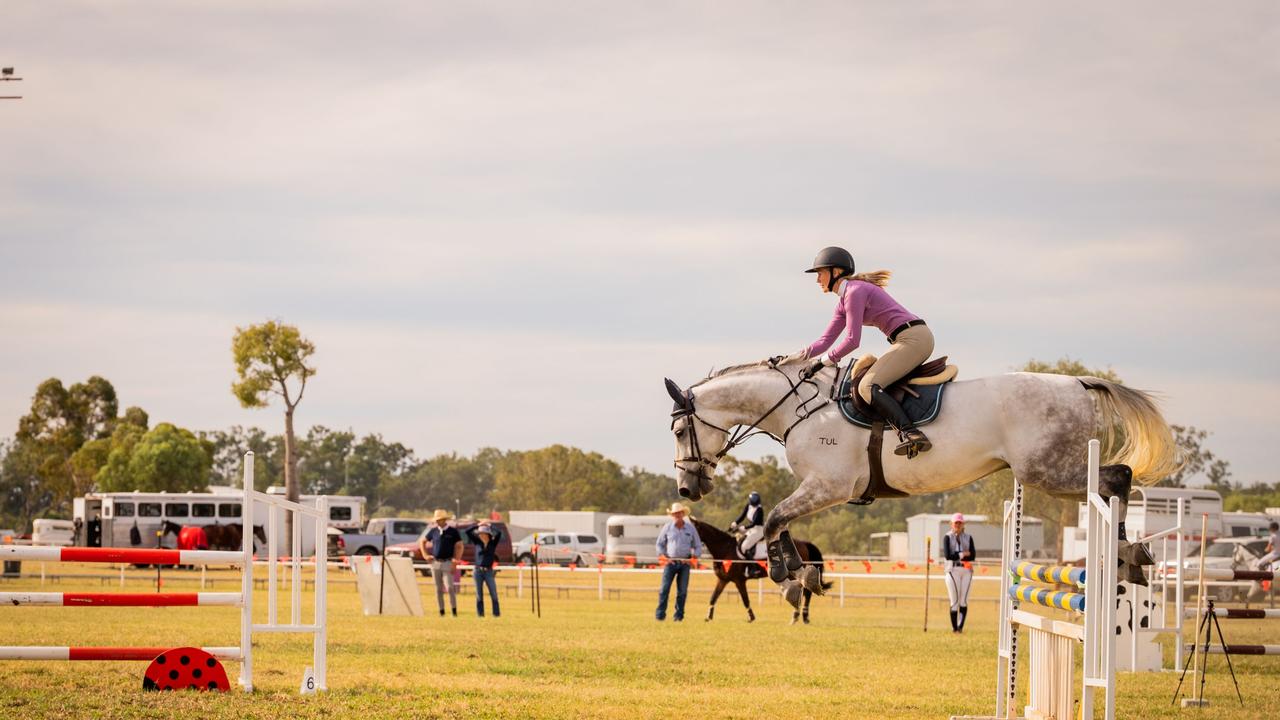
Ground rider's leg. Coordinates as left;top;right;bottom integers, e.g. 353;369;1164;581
858;325;935;457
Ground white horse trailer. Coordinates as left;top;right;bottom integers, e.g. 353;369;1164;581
74;488;364;555
604;515;671;563
1061;487;1222;563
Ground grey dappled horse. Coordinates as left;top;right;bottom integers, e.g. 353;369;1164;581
665;352;1180;606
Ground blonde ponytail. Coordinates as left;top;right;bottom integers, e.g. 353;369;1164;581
849;270;892;287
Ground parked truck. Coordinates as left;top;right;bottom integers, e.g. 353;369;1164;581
334;518;432;556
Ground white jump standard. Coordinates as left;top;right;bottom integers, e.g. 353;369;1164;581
989;439;1119;720
0;452;328;693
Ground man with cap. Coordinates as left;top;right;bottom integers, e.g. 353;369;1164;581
465;522;503;617
942;512;976;633
654;502;703;622
419;509;464;617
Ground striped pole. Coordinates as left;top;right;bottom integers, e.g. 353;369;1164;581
1010;561;1085;586
0;647;243;661
1184;608;1280;620
0;546;242;566
1010;583;1086;612
1184;644;1280;656
0;592;241;607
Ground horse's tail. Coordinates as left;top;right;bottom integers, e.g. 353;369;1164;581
1080;377;1182;485
802;542;835;591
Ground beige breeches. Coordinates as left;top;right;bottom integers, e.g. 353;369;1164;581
857;324;935;403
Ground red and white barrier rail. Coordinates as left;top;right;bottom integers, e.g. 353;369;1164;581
0;646;242;661
0;592;241;607
0;451;327;693
0;546;241;566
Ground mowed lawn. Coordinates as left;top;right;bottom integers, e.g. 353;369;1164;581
0;563;1278;719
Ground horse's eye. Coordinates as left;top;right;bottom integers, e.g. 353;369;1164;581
675;428;685;438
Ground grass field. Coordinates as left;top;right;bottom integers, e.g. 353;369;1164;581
0;562;1277;719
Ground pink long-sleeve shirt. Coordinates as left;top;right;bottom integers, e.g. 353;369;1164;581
806;280;920;362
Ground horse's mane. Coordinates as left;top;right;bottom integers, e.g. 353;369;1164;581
690;350;809;388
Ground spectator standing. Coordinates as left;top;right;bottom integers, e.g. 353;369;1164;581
942;512;976;633
654;502;702;622
1255;521;1279;571
419;509;463;617
466;522;503;618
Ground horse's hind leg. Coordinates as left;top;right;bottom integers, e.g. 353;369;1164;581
734;580;755;622
802;588;812;624
1096;463;1156;583
707;578;726;622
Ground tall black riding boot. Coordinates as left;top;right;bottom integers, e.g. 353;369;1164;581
949;609;958;632
868;385;932;458
957;605;968;632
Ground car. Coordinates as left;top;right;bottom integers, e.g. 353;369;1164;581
512;531;602;566
334;518;432;557
386;520;513;576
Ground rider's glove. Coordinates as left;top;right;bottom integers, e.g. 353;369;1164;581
801;358;830;380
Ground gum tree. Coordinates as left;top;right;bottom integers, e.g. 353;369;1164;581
231;321;316;552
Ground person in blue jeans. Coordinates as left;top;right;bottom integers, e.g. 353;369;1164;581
654;502;703;622
466;522;502;618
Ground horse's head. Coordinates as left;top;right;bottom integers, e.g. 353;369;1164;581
664;377;729;502
160;520;182;537
253;525;267;547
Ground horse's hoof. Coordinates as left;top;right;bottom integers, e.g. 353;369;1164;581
747;611;755;623
781;580;803;609
790;615;798;626
803;615;810;625
798;565;825;595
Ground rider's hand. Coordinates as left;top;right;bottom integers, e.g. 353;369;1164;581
801;358;828;379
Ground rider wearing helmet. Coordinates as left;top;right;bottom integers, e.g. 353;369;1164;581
730;491;766;558
801;246;935;458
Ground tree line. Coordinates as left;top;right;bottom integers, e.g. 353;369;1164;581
3;357;1268;555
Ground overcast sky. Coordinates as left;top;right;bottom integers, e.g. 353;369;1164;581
2;3;1277;487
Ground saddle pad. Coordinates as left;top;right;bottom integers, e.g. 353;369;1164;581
837;363;947;429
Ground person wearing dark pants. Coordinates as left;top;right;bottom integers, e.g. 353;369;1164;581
466;522;502;618
654;502;702;622
942;513;976;633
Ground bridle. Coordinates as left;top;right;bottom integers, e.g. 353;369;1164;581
669;357;832;481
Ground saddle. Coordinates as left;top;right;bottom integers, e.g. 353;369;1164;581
837;354;958;505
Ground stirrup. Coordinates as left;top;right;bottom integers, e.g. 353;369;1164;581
894;429;931;459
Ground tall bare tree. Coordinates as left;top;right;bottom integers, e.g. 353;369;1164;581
231;321;316;553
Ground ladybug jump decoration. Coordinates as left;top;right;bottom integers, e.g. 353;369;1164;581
143;647;231;692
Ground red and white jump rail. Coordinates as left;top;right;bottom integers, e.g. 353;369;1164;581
0;451;328;693
0;592;240;607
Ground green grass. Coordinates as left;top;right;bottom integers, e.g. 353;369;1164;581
0;563;1277;719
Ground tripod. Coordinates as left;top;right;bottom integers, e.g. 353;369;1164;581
1172;600;1243;707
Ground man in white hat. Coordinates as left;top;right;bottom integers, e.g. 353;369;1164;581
419;509;464;617
654;502;703;622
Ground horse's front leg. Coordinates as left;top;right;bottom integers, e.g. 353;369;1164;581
706;578;727;622
764;477;848;585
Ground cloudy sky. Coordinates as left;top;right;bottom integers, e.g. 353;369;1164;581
2;3;1277;486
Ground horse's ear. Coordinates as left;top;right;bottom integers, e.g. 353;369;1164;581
664;378;684;405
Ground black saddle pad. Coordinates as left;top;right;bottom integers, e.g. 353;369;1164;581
837;364;947;429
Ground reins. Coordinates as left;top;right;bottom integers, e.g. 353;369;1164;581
671;357;832;479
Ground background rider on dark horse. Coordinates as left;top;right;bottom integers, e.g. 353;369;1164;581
729;491;765;560
801;246;934;459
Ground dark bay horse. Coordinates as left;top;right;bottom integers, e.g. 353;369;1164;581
161;521;266;551
692;519;831;624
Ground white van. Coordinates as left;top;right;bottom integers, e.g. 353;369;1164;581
604;515;670;564
1061;487;1223;563
32;519;75;546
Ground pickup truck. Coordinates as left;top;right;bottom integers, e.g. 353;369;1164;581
333;518;431;557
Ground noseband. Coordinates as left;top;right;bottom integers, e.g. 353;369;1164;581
670;358;830;480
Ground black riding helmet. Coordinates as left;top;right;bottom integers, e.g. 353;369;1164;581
805;246;855;291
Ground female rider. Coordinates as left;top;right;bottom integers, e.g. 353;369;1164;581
801;246;935;458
